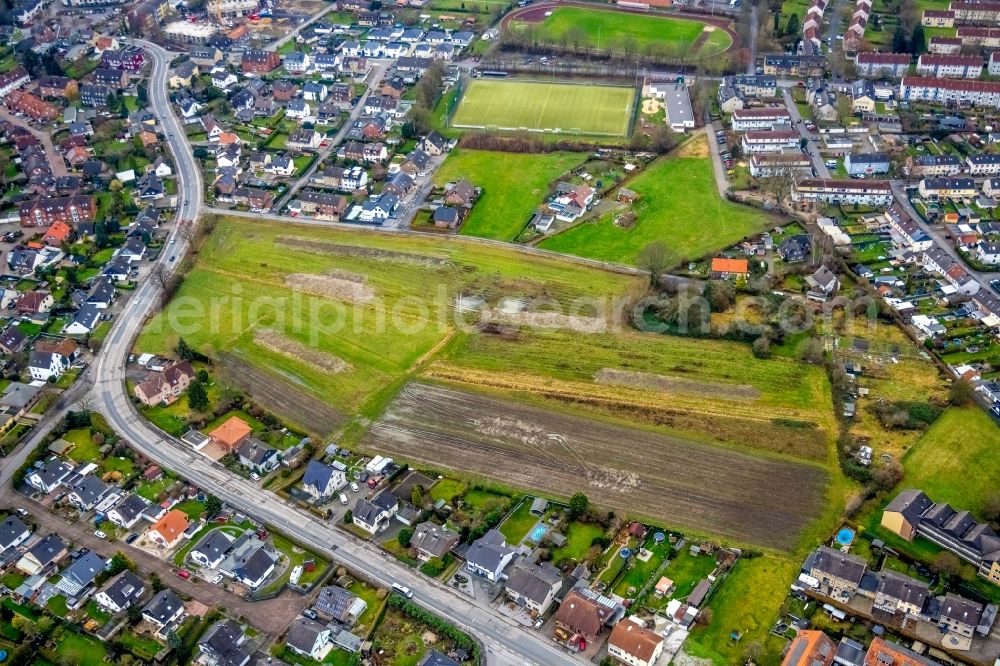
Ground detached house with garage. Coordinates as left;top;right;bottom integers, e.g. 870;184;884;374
411;522;460;562
465;529;516;582
607;618;665;666
301;460;346;501
0;516;31;556
94;570;145;614
504;561;563;616
146;509;190;550
143;589;186;637
314;585;367;625
107;493;150;529
352;489;398;534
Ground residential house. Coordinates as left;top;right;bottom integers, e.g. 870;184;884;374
301;460;346;501
285;618;331;660
56;551;106;597
0;516;30;555
710;257;750;280
465;529;516;582
806;265;840;298
142;589;186;636
900;76;1000;109
232;188;274;212
357;192;398;223
553;589;613;646
134;361;195;406
741;130;800;153
607;618;665;666
808;545;868;599
94;570;145;614
79;84;112;108
287;128;322;151
966;154;1000;176
778;234;812;263
855;52;911;78
881;489;1000;585
16;533;67;575
4;91;58;122
291;191;348;220
286;100;312;120
63;303;102;335
28;350;70;381
844;153;891;177
410;522;459;562
236;438;279;475
420;130;447;156
907;154;962;177
780;630;836;666
169;61;199;88
107;493;150;529
208;416;253;453
504;561;562;616
918;177;976;199
314;585;367;624
236;548;275;589
791;179;893;206
190;530;235;569
873;571;928;618
198;619;252;666
146;509;191;549
68;475;111;511
730;107;792;131
0;327;27;355
92;67;128;89
302;81;328;101
916;54;983;79
443;179;476;207
352;489;398;533
26;457;73;493
17;290;53;315
36;76;76;99
19;195;96;227
939;593;983;638
241;50;281;74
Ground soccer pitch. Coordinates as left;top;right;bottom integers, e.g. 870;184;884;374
451;79;636;136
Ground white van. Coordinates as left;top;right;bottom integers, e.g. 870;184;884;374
392;583;413;598
340;493;349;505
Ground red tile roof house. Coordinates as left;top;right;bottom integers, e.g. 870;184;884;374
133;361;196;406
241;50;281;74
4;90;58;122
553;590;613;649
208;416;253;453
607;619;665;666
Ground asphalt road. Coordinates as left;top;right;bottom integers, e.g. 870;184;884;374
68;41;588;666
781;87;829;179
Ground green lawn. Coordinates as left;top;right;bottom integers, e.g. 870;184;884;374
63;428;101;462
46;595;69;618
135;476;174;502
452;80;635;136
511;6;731;57
429;478;466;503
173;499;206;521
499;499;537;544
552;522;605;563
612;538;673;598
52;631;108;666
899;407;1000;514
434;149;585;240
116;632;162;661
462;489;509;513
662;548;719;599
539;141;777;266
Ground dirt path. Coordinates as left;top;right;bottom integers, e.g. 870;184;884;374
0;488;310;633
0;109;69;178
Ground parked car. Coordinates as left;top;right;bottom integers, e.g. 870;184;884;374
392;583;413;598
350;482;360;492
250;472;260;481
177;569;190;579
94;530;107;539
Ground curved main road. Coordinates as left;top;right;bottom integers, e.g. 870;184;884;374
83;41;584;666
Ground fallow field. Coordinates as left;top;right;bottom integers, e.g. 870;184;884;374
365;382;829;550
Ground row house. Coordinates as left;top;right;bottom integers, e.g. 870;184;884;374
956;26;1000;46
313;165;368;191
232;187;274;212
855;52;911;78
5;90;57;121
917;176;976;198
283;51;310;74
19;195;96;227
289;191;348;220
906;153;962;176
207;0;258;20
949;0;1000;24
718;74;778;99
921;9;955;27
101;46;146;72
966;153;1000;175
883;489;1000;584
885;205;934;251
740;129;800;153
916;54;983;79
0;67;29;98
80;84;113;108
730;106;792;131
748;153;812;178
929;36;964;54
921;247;980;293
791;178;893;206
991;51;1000;75
762;54;826;77
900;76;1000;108
343;141;387;163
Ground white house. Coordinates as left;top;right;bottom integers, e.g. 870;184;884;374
189;530;234;569
28;351;69;381
465;529;516;582
0;516;31;555
607;618;665;666
352;489;398;534
142;589;186;636
286;100;312;120
107;493;150;529
301;460;346;501
94;570;145;614
26;458;73;493
285;618;331;661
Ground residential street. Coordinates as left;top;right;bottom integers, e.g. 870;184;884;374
0;109;69;178
0;486;310;633
781;87;830;179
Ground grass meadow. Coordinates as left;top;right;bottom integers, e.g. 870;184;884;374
513;7;731;57
451;79;635;136
539;137;778;265
434;149;585;240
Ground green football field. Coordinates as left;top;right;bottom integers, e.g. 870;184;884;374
451;79;636;136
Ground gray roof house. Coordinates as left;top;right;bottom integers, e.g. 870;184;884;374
0;516;31;554
285;617;331;660
301;460;345;500
198;618;251;666
352;489;398;534
56;551;106;597
94;570;145;614
190;530;235;569
809;546;868;600
465;529;517;582
314;585;367;624
235;547;275;589
504;560;563;615
142;589;186;634
16;533;67;574
417;649;461;666
68;475;111;511
411;521;460;561
27;457;73;493
107;493;150;529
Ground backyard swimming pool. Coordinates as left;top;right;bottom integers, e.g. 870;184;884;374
835;527;855;546
529;524;549;542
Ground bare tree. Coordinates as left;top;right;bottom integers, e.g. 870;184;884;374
637;241;671;287
759;167;796;204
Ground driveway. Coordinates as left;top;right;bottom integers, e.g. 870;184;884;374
0;488;310;634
